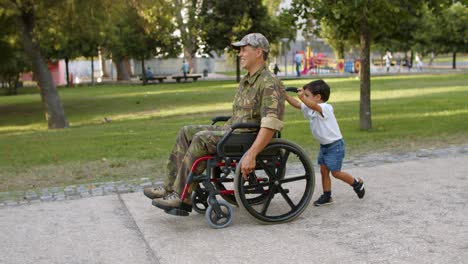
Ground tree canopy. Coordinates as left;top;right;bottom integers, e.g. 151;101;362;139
288;0;453;130
1;0;466;128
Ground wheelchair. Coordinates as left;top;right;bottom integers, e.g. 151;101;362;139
164;115;315;229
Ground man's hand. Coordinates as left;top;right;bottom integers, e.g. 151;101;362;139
239;127;276;180
240;151;256;180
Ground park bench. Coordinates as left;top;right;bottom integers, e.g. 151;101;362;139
140;76;167;83
172;74;202;83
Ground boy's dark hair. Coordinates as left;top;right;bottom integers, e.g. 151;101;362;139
303;79;330;102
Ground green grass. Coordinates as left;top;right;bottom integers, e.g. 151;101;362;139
1;74;467;193
431;53;468;63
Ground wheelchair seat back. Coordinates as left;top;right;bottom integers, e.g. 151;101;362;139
218;133;257;157
217;133;281;158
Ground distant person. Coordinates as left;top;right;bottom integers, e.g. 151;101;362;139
396;54;401;73
415;54;423;72
146;67;153;79
182;60;189;81
383;51;392;72
404;56;411;72
294;51;302;77
283;79;365;206
274;63;280;75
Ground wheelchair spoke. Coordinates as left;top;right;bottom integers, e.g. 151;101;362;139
260;186;276;215
278;149;291;177
278;175;308;184
278;185;296;209
242;180;271;191
256;156;277;180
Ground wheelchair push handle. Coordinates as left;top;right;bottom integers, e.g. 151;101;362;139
285;87;299;93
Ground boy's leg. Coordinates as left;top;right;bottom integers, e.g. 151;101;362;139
324;139;365;199
320;164;332;193
331;171;365;198
330;171;354;185
314;147;333;206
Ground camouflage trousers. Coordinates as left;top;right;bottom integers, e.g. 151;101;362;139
164;125;228;201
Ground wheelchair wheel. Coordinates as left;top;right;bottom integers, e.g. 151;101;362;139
234;139;315;224
191;185;210;214
213;165;271;206
205;200;233;229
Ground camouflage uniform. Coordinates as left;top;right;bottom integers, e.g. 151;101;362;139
165;65;285;201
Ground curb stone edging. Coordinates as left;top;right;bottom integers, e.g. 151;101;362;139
1;145;467;207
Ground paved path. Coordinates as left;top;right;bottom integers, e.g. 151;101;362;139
1;155;467;264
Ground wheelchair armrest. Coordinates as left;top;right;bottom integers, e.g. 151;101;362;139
211;116;231;125
230;122;260;130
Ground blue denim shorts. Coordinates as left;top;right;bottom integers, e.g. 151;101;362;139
317;139;345;172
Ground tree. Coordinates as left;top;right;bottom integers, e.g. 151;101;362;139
35;0;107;86
102;0;178;81
125;0;179;84
414;2;468;69
290;0;426;130
198;0;296;81
438;2;467;68
171;0;197;73
1;0;68;128
0;11;30;95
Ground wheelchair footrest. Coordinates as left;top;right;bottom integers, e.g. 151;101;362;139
164;202;192;217
165;208;190;216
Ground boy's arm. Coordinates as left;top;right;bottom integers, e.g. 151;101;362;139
285;93;301;109
298;93;322;114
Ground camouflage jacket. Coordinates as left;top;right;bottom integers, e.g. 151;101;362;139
225;65;285;131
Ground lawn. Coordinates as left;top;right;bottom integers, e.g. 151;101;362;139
431;53;468;63
1;74;467;194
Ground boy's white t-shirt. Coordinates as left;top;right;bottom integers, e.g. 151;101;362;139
300;102;342;145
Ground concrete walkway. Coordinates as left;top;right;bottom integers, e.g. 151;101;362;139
1;156;467;264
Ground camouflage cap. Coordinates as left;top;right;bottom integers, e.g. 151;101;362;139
231;33;270;53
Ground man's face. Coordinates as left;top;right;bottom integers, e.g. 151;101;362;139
239;45;261;70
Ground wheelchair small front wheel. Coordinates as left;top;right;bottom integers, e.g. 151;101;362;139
191;186;209;214
205;200;233;229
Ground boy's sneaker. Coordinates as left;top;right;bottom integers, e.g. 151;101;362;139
354;179;365;199
313;194;334;206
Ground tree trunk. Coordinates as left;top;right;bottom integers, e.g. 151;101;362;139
141;58;147;85
101;51;108;77
452;52;456;69
335;43;345;60
116;58;130;81
125;59;132;76
16;3;68;129
65;57;70;87
7;75;19;95
174;0;197;73
410;50;414;69
359;9;372;131
91;56;95;85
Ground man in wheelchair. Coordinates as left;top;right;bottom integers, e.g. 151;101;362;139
144;33;285;213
